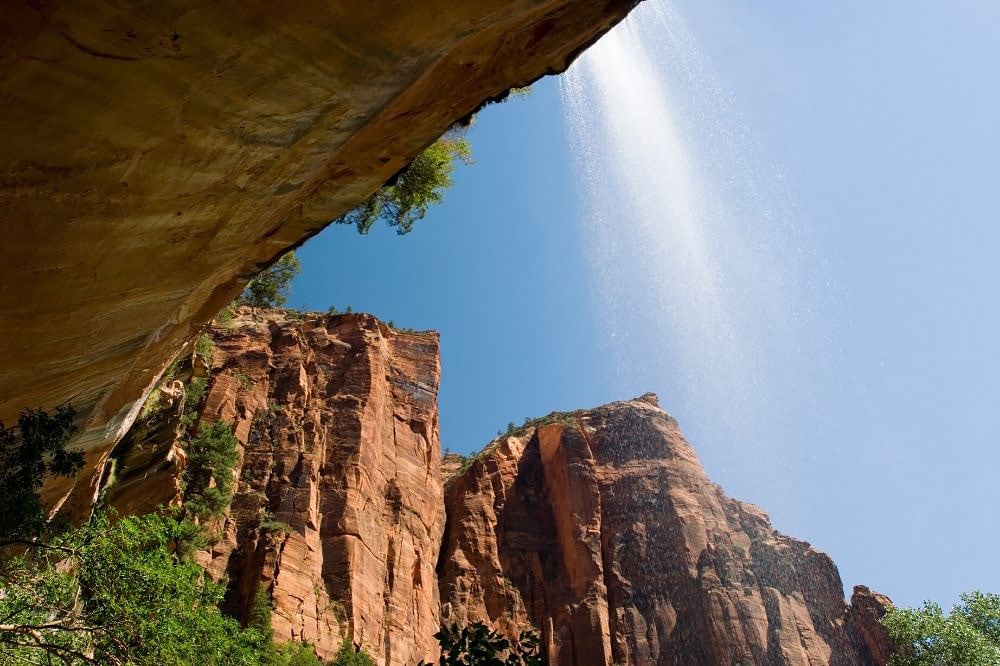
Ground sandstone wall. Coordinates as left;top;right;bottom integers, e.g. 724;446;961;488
438;395;892;666
102;310;444;663
98;314;892;665
0;0;640;523
203;311;443;664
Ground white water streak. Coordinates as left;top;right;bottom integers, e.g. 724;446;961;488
561;0;810;463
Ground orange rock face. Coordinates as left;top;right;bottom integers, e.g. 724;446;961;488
0;0;640;522
99;319;891;665
438;398;892;666
181;310;442;663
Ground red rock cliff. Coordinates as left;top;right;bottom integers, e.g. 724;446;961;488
438;395;892;666
105;309;445;663
206;311;443;664
101;318;891;665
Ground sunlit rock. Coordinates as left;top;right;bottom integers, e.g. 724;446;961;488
439;398;892;665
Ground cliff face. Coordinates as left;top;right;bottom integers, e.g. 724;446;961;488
106;310;444;663
438;395;892;666
208;311;443;664
0;0;640;522
100;314;891;665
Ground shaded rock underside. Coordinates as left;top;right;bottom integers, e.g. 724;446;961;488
0;0;639;522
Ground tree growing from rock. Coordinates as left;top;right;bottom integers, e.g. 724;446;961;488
337;134;472;235
181;420;240;522
239;252;301;308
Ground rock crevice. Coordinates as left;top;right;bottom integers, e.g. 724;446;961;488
438;398;892;666
101;314;892;665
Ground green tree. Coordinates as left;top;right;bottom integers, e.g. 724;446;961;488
0;512;266;665
881;591;1000;665
274;642;327;666
0;406;82;540
240;252;301;308
337;135;471;235
182;420;240;521
332;637;376;666
426;622;544;666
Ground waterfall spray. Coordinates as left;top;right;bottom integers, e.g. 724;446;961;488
561;0;816;474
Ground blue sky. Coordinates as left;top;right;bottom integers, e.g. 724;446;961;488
293;0;999;609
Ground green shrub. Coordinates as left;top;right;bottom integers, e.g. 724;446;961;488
272;642;326;666
235;372;253;391
186;376;209;409
259;519;294;535
501;411;578;439
217;303;237;332
455;454;475;477
182;420;240;521
195;333;215;360
332;637;376;666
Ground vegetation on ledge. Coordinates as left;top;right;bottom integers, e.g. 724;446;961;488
240;253;302;309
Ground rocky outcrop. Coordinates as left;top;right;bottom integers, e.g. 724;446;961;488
209;310;443;664
0;0;640;522
101;379;186;518
105;309;444;663
438;396;892;666
98;313;891;665
846;587;895;665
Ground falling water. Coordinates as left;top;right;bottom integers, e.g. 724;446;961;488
561;1;821;480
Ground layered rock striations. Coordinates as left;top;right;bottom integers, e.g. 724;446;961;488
0;0;641;520
438;395;891;666
100;311;890;665
209;311;444;663
106;309;445;663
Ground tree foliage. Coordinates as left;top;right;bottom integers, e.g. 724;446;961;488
0;512;266;665
0;406;82;540
182;420;240;522
881;591;1000;665
331;637;377;666
424;623;544;666
240;252;301;308
272;642;327;666
337;135;472;235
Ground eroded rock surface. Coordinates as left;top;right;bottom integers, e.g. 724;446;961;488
103;309;444;663
207;311;443;664
98;319;891;665
0;0;640;518
438;398;892;666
